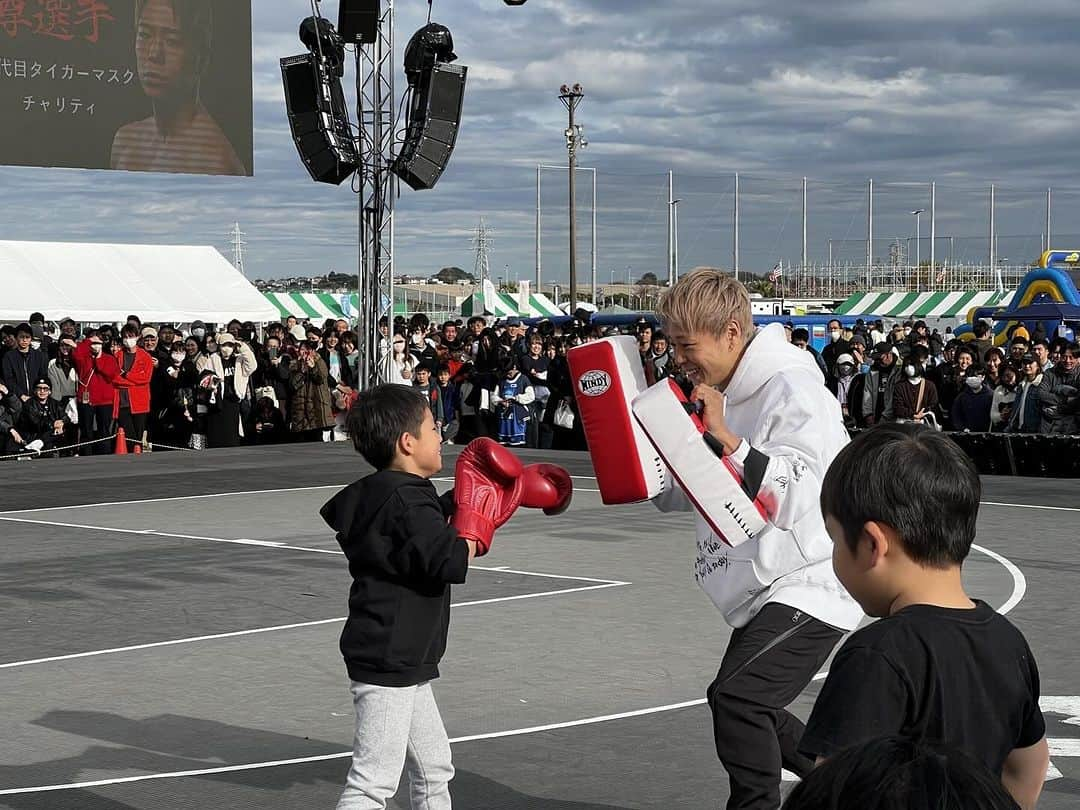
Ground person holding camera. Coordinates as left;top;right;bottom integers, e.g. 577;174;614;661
202;332;257;448
289;340;335;442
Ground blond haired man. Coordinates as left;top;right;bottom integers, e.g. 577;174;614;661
654;269;861;810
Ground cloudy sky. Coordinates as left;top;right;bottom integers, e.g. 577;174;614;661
4;0;1080;284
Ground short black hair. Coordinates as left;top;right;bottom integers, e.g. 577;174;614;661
792;328;810;342
346;384;429;469
954;345;977;363
821;424;980;567
782;736;1020;810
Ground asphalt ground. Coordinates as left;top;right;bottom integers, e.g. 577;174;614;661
0;444;1077;809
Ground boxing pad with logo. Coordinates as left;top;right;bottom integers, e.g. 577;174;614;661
567;336;665;504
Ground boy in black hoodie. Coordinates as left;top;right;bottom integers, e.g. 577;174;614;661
321;384;527;809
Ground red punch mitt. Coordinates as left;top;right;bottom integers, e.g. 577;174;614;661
520;463;573;516
451;438;524;556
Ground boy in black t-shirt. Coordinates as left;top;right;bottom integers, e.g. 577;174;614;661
800;423;1048;810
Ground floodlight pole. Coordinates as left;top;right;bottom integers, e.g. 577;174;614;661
356;0;395;389
560;84;585;309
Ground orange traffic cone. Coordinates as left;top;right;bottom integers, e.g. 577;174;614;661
133;442;142;455
114;427;128;455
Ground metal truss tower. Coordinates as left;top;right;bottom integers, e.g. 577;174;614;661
473;218;492;287
355;0;395;389
229;222;246;278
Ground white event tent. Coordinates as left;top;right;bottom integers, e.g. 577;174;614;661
0;240;278;324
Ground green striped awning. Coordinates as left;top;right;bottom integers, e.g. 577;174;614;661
835;291;1014;319
262;292;347;321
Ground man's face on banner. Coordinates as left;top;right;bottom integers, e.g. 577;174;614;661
136;0;197;99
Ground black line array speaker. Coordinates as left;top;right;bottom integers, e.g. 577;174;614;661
339;0;379;44
392;62;467;191
281;53;359;185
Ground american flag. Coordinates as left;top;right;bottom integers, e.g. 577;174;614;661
768;262;783;283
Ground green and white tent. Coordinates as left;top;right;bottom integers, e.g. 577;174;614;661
834;290;1014;320
263;291;352;321
459;280;562;319
263;291;403;321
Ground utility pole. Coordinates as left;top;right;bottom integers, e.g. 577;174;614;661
668;170;675;287
930;181;936;280
801;177;807;294
733;172;740;281
535;164;542;291
867;179;874;289
591;168;598;305
911;208;925;290
559;83;586;308
1046;187;1053;251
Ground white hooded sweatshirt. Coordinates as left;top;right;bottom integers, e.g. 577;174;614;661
653;323;863;631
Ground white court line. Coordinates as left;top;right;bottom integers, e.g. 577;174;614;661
0;582;627;671
0;544;1027;794
0;699;710;795
0;485;344;516
981;500;1080;513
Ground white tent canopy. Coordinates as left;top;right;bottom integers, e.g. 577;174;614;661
0;240;278;324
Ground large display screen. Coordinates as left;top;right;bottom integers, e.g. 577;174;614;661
0;0;252;175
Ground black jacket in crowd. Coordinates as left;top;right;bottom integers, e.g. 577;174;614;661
1;348;47;399
320;469;468;687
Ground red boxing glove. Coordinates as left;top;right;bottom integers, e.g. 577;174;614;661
520;463;573;516
451;438;524;556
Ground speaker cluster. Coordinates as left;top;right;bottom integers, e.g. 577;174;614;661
280;2;468;191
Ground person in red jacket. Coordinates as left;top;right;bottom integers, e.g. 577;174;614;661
72;331;119;455
93;324;154;450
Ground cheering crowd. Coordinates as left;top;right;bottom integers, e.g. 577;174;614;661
814;317;1079;435
1;308;1077;459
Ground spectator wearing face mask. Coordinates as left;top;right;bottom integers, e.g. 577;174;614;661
827;353;859;427
1037;340;1079;434
71;332;117;455
203;333;257;448
27;312;53;360
46;337;79;451
849;343;900;428
93;324;154;450
152;339;196;449
2;322;47;403
951;364;993;432
933;345;976;431
820;319;852;378
893;345;939;425
991;363;1020;432
1006;354;1044;434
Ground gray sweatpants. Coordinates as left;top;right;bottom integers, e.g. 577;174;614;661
337;680;454;810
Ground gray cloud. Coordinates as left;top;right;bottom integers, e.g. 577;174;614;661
1;0;1078;287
